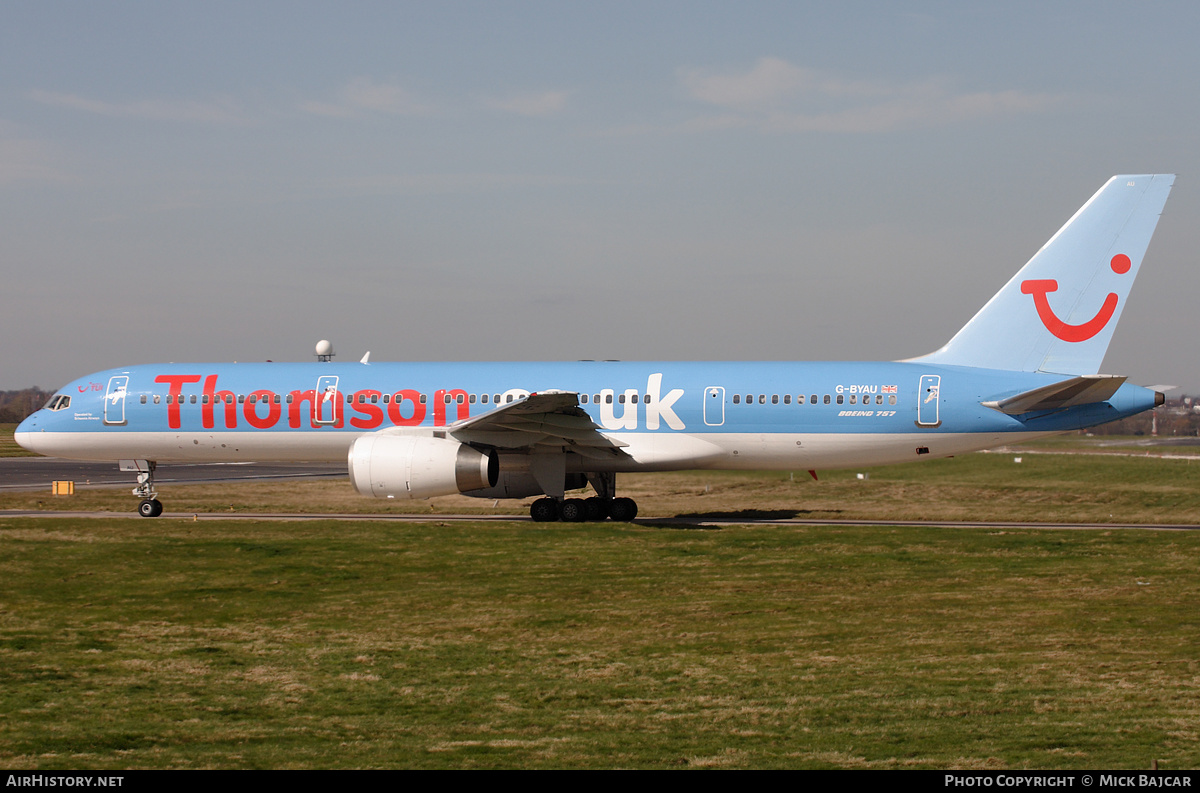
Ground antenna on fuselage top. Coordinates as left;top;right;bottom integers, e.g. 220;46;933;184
315;339;335;362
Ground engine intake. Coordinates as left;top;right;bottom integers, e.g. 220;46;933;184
348;434;498;500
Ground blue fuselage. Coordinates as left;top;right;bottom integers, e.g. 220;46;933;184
16;360;1158;471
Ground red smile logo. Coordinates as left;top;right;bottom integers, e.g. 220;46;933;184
1021;254;1131;342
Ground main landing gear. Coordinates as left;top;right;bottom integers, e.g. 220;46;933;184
127;460;163;518
528;472;638;523
529;496;638;523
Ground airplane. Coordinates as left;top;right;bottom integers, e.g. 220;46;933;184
15;174;1176;521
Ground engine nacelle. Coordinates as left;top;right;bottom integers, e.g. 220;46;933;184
348;434;498;500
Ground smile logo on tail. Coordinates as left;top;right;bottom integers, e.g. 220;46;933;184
1020;254;1131;342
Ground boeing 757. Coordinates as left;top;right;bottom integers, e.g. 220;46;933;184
16;174;1176;521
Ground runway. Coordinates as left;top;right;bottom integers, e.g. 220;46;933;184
0;457;347;491
1;507;1197;531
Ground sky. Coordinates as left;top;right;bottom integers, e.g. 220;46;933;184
3;1;1199;393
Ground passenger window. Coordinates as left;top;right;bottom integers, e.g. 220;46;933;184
468;394;475;404
383;394;391;403
811;394;818;405
746;394;752;403
140;395;147;404
153;395;160;405
889;395;897;405
606;394;613;404
797;395;805;404
836;395;844;404
849;395;856;405
238;395;245;404
581;394;589;404
287;395;293;404
876;394;883;405
494;394;501;403
456;394;464;404
733;394;740;404
420;394;427;404
758;395;765;404
823;394;831;404
618;394;625;404
189;395;197;404
784;395;791;404
506;394;513;403
593;394;600;404
772;394;779;404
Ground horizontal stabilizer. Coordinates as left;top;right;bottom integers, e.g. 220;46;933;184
981;374;1126;415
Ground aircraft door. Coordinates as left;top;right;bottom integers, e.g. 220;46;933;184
704;386;725;426
917;374;941;427
104;375;129;426
316;375;339;425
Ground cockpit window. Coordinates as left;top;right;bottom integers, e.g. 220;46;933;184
44;395;71;411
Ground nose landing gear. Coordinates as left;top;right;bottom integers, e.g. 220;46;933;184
123;459;163;518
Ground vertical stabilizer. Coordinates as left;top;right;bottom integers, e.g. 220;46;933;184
914;174;1174;374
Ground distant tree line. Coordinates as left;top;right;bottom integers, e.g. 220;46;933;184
1079;396;1200;437
0;388;53;423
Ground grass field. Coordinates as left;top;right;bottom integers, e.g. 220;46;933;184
0;424;36;457
5;444;1200;525
4;426;1200;768
1;517;1198;769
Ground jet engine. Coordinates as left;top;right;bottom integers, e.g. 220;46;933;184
348;434;498;500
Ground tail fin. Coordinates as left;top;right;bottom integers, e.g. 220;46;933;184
914;174;1174;374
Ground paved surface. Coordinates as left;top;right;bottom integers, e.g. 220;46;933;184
0;457;347;491
1;508;1197;531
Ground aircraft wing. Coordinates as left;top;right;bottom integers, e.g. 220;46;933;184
446;390;630;459
981;374;1127;415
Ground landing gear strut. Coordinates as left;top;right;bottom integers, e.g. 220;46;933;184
126;459;163;518
527;473;638;523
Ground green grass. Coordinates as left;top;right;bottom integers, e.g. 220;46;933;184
5;426;1200;767
0;424;37;457
1;517;1198;769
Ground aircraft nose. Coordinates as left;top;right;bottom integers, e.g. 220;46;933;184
14;413;43;455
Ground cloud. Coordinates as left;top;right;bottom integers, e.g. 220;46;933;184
0;136;68;184
299;76;434;118
484;90;571;117
325;171;580;197
678;57;1060;133
29;90;246;124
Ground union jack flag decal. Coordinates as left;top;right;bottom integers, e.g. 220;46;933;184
882;385;898;394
